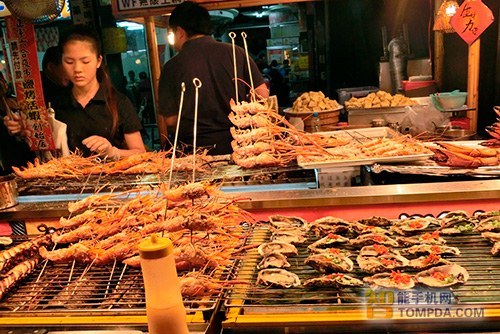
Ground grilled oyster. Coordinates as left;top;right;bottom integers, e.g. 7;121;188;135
303;273;364;288
307;234;349;252
351;222;391;236
256;269;300;288
440;210;469;221
475;210;500;221
397;231;446;247
492;242;500;256
257;252;291;270
390;217;434;235
349;233;399;248
309;247;351;257
481;231;500;242
356;216;392;227
439;220;476;235
408;253;451;269
356;254;409;273
271;231;307;245
308;217;352;236
258;241;298;257
363;271;415;290
358;244;401;257
269;215;308;229
474;216;500;232
305;252;354;273
440;211;475;228
402;244;460;256
415;264;469;287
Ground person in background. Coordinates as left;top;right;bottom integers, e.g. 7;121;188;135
268;59;290;108
158;1;269;155
41;45;70;108
4;25;146;159
0;72;35;175
126;70;139;110
138;71;154;124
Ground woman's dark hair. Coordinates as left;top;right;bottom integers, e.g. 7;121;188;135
169;1;212;36
59;25;119;136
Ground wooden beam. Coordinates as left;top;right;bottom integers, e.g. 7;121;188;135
433;0;444;90
144;16;164;144
467;38;480;133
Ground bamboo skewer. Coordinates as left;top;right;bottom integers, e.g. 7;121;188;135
229;32;239;104
241;32;255;102
192;78;202;183
168;82;186;191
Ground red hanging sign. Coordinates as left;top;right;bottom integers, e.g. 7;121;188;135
4;16;55;151
450;0;495;45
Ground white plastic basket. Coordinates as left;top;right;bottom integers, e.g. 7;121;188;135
316;167;361;188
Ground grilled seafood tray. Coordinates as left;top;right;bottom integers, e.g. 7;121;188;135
0;235;238;324
16;165;315;196
224;214;500;323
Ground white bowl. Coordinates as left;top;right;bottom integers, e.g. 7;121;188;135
431;92;467;110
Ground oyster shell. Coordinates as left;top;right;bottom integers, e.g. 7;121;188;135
475;210;500;221
390;217;433;235
351;222;391;236
271;231;307;245
397;231;446;247
408;253;451;269
356;216;393;227
308;217;352;236
349;233;399;248
439;220;476;235
474;216;500;232
256;269;300;288
303;273;364;288
356;254;409;273
258;241;298;257
305;252;354;273
363;271;415;290
309;247;351;257
307;234;349;252
358;244;401;257
415;264;469;287
482;231;500;242
257;252;291;270
492;242;500;256
402;244;460;256
269;215;308;229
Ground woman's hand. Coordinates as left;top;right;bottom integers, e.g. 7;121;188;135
82;135;119;159
3;113;26;136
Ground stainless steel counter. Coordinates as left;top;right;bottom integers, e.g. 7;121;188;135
1;180;499;221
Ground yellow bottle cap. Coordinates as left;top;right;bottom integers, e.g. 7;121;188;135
138;234;173;259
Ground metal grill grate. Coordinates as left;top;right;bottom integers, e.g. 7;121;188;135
225;224;500;313
0;238;238;316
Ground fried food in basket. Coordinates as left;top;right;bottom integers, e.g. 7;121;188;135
291;91;341;112
345;90;414;109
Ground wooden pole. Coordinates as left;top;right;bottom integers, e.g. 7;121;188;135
467;38;480;133
144;16;166;146
433;0;444;90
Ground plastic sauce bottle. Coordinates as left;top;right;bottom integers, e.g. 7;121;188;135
139;235;189;334
311;112;322;132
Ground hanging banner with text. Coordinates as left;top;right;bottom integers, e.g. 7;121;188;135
451;0;495;45
5;16;55;151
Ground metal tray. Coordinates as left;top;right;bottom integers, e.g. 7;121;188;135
297;127;433;169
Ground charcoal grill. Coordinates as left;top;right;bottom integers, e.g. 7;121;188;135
223;223;500;332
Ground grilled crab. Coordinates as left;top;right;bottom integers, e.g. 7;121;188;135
256;269;301;288
303;273;364;288
415;264;469;287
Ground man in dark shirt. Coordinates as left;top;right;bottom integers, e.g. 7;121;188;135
158;1;269;155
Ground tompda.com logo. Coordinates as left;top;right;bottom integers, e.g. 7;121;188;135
363;288;484;319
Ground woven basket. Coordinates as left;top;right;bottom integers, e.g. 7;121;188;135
285;108;341;132
4;0;64;22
